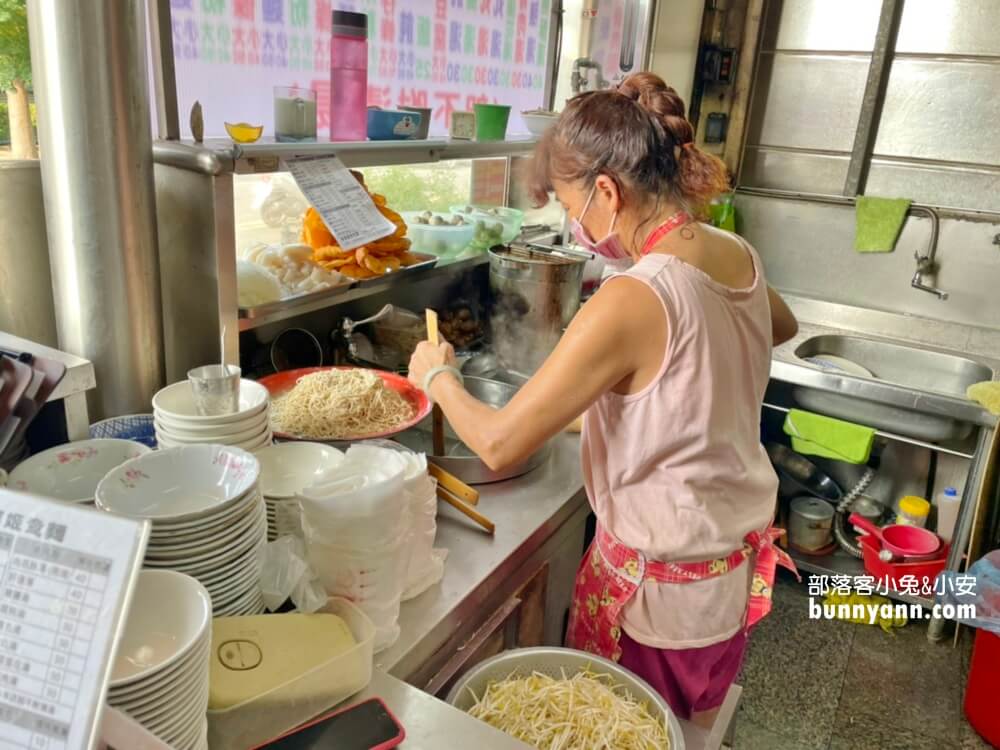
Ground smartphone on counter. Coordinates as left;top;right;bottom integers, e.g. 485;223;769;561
253;698;406;749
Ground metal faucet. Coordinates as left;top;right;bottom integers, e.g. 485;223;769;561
909;206;948;300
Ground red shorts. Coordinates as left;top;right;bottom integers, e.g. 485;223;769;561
618;628;748;720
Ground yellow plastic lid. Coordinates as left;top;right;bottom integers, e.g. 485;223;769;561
899;495;930;517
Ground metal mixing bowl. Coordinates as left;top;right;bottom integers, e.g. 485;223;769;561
395;377;550;484
447;646;684;750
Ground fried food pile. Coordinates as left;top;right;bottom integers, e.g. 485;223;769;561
301;171;421;280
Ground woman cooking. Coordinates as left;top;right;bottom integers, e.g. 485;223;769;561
408;72;799;727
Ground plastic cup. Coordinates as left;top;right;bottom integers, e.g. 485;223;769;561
473;104;511;142
187;365;241;416
273;86;317;143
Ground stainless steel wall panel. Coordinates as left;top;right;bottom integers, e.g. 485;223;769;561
735;193;1000;331
741;146;850;193
761;0;881;52
867;159;1000;213
747;53;871;151
874;59;1000;166
896;0;1000;56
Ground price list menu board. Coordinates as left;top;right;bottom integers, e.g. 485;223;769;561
0;490;148;750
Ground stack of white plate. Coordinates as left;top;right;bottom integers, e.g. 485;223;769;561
108;570;212;750
96;444;268;616
256;442;344;541
152;379;272;452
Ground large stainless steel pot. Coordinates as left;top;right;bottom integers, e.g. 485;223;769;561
394;377;550;484
488;246;585;377
447;647;685;750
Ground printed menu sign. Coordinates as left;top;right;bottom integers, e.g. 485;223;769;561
0;490;148;750
286;155;396;250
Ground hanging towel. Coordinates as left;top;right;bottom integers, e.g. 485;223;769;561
783;409;875;464
968;381;1000;416
855;197;912;253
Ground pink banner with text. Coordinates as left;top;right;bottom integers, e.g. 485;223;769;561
168;0;552;138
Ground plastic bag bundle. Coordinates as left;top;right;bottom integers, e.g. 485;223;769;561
298;445;411;651
936;550;1000;635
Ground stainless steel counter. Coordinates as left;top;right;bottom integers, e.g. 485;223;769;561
347;670;533;749
376;433;590;679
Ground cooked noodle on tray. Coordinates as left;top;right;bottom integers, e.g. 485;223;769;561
270;368;416;440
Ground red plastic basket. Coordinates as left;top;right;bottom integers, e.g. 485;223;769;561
965;629;1000;747
858;533;949;590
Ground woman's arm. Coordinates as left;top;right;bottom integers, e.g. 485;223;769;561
768;286;798;346
410;278;660;471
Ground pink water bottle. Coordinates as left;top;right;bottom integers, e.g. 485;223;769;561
329;10;368;141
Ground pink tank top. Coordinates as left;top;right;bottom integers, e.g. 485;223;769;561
581;237;779;649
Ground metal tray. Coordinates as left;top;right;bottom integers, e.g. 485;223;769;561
238;252;438;320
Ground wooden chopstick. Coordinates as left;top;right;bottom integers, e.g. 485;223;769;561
437;485;495;535
428;462;479;505
425;309;446;456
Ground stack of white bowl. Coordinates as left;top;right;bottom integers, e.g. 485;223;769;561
108;569;212;750
96;444;267;616
5;438;150;503
255;442;345;541
152;378;272;452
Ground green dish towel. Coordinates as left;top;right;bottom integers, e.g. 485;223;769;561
855;197;911;253
783;409;875;464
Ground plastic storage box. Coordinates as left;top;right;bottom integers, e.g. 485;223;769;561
207;598;375;749
402;211;476;257
450;204;524;243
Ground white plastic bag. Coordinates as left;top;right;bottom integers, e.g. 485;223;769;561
258;536;327;614
299;445;413;651
402;472;447;601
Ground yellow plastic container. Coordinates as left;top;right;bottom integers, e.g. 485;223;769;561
897;495;931;528
207;598;374;749
224;122;264;143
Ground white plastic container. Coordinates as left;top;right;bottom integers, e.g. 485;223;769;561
206;597;374;750
936;487;961;542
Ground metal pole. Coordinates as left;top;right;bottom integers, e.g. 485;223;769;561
146;0;181;140
843;0;904;197
27;0;165;419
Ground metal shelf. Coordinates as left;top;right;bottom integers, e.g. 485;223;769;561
789;547;934;609
237;255;488;332
153;137;539;175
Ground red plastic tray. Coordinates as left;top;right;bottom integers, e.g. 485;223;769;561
858;533;949;590
257;366;431;442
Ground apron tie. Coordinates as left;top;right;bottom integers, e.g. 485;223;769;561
567;525;799;662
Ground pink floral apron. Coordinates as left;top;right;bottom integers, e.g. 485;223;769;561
566;524;799;661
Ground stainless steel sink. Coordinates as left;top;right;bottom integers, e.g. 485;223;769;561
795;335;992;397
791;334;993;442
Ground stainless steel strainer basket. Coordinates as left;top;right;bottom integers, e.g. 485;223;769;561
446;647;684;750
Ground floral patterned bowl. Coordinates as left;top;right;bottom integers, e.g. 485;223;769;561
95;444;259;522
7;439;151;504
